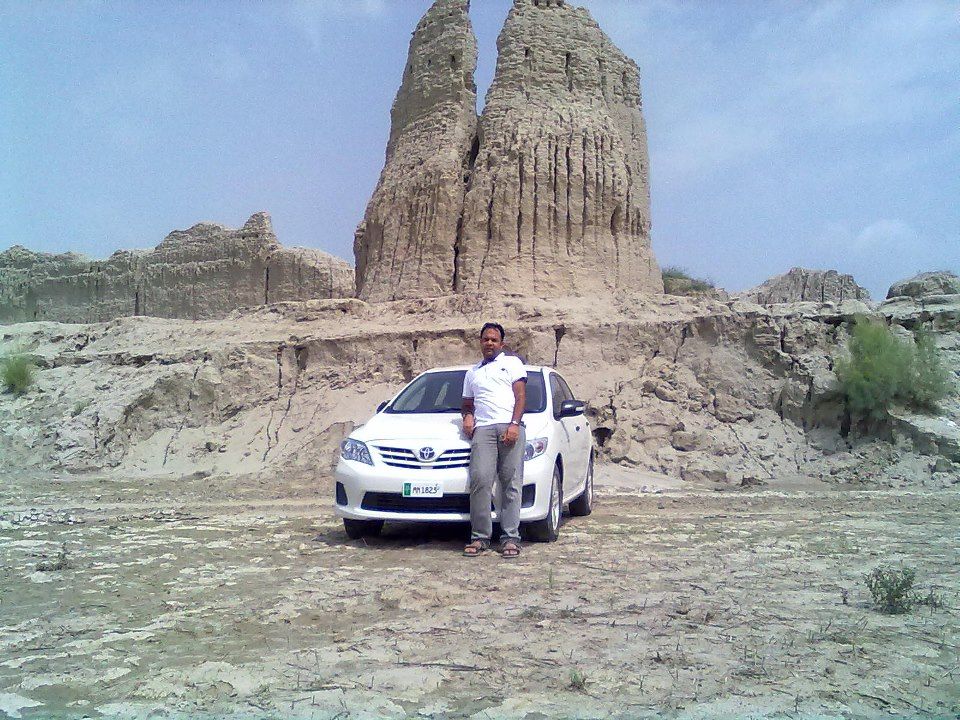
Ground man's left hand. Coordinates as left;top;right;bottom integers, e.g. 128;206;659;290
501;423;520;446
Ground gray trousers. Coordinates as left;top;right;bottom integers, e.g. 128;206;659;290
469;423;525;543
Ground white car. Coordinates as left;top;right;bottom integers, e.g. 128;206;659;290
334;365;594;542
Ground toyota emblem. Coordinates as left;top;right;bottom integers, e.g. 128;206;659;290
418;447;436;461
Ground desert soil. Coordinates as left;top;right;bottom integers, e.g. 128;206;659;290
1;467;957;720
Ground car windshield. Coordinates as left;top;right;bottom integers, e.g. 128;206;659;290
386;369;546;414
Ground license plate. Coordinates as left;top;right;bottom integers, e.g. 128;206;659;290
402;482;443;498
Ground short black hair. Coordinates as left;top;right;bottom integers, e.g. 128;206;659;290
480;322;505;340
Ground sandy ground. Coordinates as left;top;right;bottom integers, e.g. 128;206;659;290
0;466;958;720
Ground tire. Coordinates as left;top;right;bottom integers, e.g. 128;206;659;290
523;464;561;542
568;454;594;517
343;518;384;539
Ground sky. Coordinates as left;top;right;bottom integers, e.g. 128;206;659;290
2;0;958;299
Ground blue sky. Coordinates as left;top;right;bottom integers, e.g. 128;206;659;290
2;0;957;299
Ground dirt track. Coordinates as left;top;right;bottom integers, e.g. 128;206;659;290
1;469;958;719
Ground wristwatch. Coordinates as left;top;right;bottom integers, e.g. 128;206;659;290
509;420;520;426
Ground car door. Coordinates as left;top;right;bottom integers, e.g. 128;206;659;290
549;372;578;496
554;373;590;493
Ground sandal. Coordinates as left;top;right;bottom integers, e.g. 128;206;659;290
463;540;489;557
500;540;521;558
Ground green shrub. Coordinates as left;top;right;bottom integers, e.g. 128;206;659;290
1;354;34;396
661;266;715;295
835;319;950;422
865;566;916;614
910;328;951;410
864;566;944;614
568;668;588;692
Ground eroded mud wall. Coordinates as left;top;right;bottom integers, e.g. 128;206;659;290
0;214;354;323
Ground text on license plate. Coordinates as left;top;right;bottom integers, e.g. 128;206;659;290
402;482;443;498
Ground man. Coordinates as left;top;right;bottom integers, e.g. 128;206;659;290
461;322;526;558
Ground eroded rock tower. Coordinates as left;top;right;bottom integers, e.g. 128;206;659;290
355;0;662;301
354;0;479;302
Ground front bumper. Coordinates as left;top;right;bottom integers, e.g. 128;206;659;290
333;452;555;523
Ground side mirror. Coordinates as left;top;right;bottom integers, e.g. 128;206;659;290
376;401;388;413
558;399;585;418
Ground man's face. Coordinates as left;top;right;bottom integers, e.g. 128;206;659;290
480;328;504;359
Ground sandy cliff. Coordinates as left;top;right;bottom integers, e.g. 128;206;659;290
0;213;354;323
2;292;957;488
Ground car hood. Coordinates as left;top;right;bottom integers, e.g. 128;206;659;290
351;412;550;444
352;413;467;444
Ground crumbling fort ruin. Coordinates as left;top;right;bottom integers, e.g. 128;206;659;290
2;0;661;320
355;0;662;301
0;214;353;323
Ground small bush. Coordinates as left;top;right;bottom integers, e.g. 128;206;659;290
661;266;715;295
910;328;952;410
568;668;588;692
36;543;69;572
1;354;34;396
865;566;916;614
835;319;951;422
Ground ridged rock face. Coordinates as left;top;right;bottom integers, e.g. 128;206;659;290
354;0;662;301
740;268;870;305
0;213;354;323
887;271;960;299
354;0;478;301
456;0;661;296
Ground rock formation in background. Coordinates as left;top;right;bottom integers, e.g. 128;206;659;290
887;271;960;299
739;267;870;305
355;0;662;301
457;0;661;296
0;213;354;323
354;0;478;301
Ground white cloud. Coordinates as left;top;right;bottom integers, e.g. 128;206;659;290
778;3;959;130
800;218;946;297
808;219;927;258
656;112;779;183
286;0;388;53
587;0;960;187
854;219;919;251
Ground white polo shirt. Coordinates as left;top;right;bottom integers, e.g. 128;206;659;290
462;352;527;427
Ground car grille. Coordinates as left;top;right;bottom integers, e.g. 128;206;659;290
372;445;471;470
361;492;472;513
360;485;536;513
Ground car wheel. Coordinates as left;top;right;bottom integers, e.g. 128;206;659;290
568;454;594;517
524;464;561;543
343;518;384;539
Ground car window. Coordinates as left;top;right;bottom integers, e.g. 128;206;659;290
549;373;567;417
555;374;576;402
386;369;547;414
389;370;465;413
524;371;546;413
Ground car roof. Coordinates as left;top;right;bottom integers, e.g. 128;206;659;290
422;364;553;374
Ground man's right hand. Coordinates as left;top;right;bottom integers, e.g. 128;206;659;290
462;414;475;439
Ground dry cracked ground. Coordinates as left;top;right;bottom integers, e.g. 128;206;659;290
1;468;958;720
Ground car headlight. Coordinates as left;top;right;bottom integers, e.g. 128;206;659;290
524;437;548;461
340;438;373;465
